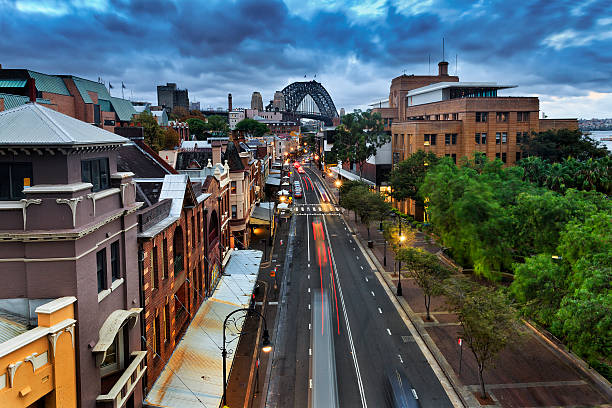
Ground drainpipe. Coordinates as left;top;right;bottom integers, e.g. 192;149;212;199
137;245;147;393
203;208;209;296
217;196;223;270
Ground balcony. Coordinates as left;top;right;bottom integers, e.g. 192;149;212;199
96;351;147;408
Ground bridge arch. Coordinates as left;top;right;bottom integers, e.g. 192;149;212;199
281;81;339;125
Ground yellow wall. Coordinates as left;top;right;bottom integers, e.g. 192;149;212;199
0;298;77;408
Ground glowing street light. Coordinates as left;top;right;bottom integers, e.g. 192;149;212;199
335;180;342;188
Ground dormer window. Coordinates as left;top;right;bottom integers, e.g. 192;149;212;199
82;158;110;192
0;162;33;200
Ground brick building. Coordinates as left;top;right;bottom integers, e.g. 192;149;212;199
116;135;230;392
0;68;137;131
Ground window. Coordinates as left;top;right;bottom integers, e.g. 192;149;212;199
191;215;195;247
152;246;159;290
523;131;529;143
496;132;501;145
496;112;508;122
502;132;507;144
388;118;392;126
452;153;457;164
481;133;487;144
516;151;522;162
230;181;237;194
111;241;120;281
81;158;110;192
452;134;457;145
495;153;500;159
502;152;507;163
516;132;522;144
97;249;107;293
394;134;398;146
155;315;161;357
164;303;170;341
434;114;440;120
197;212;201;244
443;114;449;120
445;134;451;145
100;329;124;376
517;112;530;122
232;205;237;218
475;112;488;122
424;134;436;145
452;113;459;120
162;238;168;279
475;133;480;144
104;119;116;126
0;163;33;200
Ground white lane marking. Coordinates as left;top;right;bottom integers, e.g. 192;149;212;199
356;256;359;260
353;247;356;251
309;323;311;330
321;215;368;407
365;276;369;282
308;263;310;268
308;303;311;310
309;378;313;389
349;239;352;243
309;348;312;356
378;307;382;314
360;265;364;270
308;274;310;279
387;328;392;336
371;291;375;297
308;288;311;293
398;354;403;363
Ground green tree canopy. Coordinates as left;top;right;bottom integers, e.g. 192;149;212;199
186;118;208;141
132;111;164;151
204;115;229;136
235;118;269;137
331;110;390;178
389;150;440;203
522;128;609;162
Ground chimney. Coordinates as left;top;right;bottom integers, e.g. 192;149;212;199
26;77;36;102
228;93;233;112
212;140;222;165
438;61;449;76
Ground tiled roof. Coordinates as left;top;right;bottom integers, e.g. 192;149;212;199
109;97;137;121
0;93;51;110
225;141;245;170
117;143;171;178
0;103;127;146
70;76;111;103
175;150;214;170
27;71;70;95
0;80;26;88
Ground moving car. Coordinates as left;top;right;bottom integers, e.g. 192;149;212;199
383;368;420;408
294;189;302;198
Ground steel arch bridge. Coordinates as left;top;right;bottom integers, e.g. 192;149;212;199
281;81;339;125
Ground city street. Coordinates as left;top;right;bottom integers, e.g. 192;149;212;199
265;165;453;407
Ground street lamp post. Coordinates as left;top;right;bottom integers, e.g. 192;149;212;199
222;308;272;407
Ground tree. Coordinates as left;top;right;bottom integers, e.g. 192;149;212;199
398;248;451;320
338;180;368;221
162;127;180;150
357;190;390;241
205;115;229;136
169;106;190;121
187;118;208;140
447;284;520;399
331;110;390;179
522;128;609;162
235;118;269;137
132;111;164;151
389;150;440;203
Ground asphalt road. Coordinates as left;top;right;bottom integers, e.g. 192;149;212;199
265;164;452;408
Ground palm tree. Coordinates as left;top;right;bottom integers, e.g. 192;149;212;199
545;163;569;192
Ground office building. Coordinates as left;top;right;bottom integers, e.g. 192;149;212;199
157;83;189;113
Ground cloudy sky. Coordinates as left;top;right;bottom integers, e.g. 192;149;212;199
1;0;611;118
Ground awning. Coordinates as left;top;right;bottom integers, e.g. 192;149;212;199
330;167;376;187
250;204;274;224
93;308;142;365
266;177;281;186
145;250;262;408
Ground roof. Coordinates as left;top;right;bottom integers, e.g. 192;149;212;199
0;310;28;343
27;71;71;95
407;81;517;97
145;250;262;408
175;150;214;170
0;80;26;88
109;97;137;121
69;76;111;103
158;174;189;218
225;142;244;170
0;103;127;146
0;93;51;110
117;142;171;178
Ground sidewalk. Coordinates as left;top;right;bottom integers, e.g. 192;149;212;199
224;216;292;408
319;170;612;407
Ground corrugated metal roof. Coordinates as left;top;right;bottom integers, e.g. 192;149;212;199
145;250;262;408
109;96;137;121
0;103;127;146
0;93;51;110
158;174;189;217
0;80;26;88
71;76;111;104
27;71;70;95
98;99;111;112
0;311;28;343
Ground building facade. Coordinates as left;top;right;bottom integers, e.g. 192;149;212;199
0;103;146;408
156;83;189;113
251;92;263;111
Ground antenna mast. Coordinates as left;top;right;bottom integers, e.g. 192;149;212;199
442;37;445;61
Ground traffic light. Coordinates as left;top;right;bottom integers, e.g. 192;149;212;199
249;294;256;312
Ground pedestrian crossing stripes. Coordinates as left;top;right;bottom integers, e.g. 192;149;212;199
294;205;340;212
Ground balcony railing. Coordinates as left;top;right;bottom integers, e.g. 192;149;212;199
96;351;147;408
173;254;184;274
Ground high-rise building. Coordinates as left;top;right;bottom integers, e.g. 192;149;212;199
251;91;263;111
273;91;285;111
157;82;189;112
190;101;200;111
340;108;346;116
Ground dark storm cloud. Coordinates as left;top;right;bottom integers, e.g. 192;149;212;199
0;0;611;114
